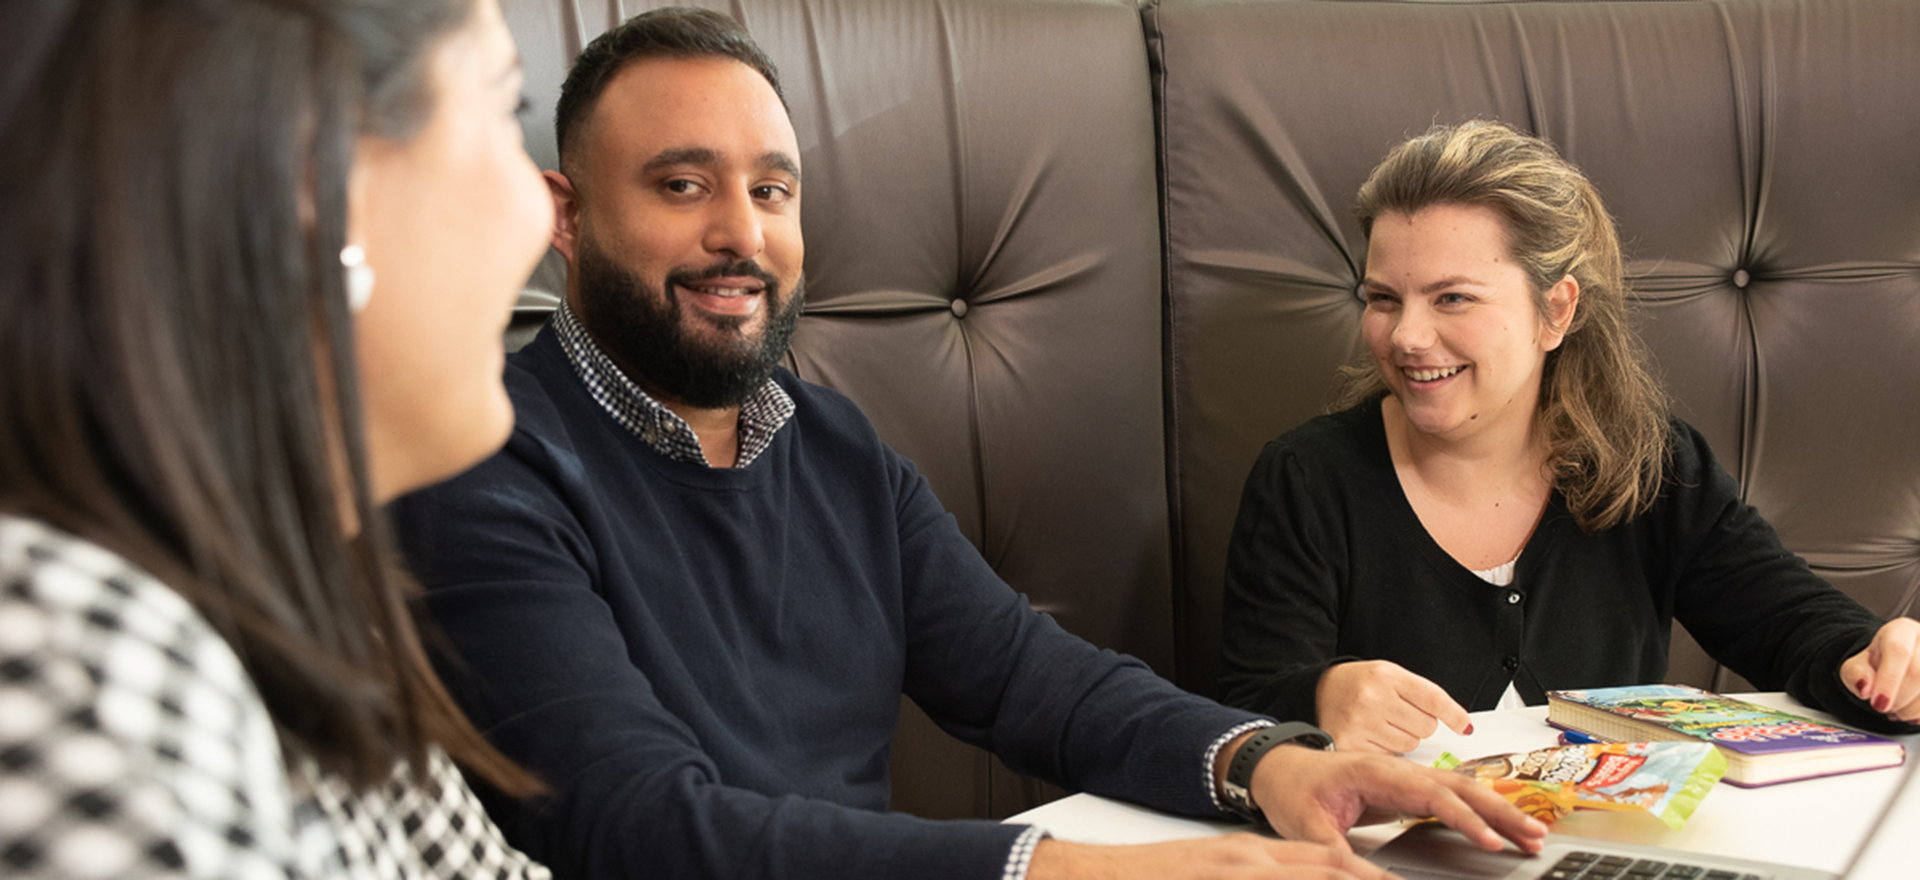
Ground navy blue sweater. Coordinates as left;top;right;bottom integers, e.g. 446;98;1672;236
394;330;1259;880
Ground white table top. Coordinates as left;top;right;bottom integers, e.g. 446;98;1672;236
1004;693;1917;874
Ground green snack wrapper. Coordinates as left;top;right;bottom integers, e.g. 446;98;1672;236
1436;741;1727;829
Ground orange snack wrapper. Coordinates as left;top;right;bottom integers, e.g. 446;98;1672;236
1435;741;1727;829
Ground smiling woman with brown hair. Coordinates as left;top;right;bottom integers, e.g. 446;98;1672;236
1218;120;1919;755
0;0;552;875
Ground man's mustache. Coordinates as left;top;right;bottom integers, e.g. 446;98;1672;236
665;259;781;294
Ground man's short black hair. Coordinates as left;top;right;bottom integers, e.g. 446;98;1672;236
554;7;787;176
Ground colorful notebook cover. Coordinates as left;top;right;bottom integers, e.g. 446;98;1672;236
1546;684;1906;786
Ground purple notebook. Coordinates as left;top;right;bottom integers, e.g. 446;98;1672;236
1546;684;1906;787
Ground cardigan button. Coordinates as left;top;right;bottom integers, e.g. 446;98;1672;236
1503;655;1519;671
1507;590;1522;605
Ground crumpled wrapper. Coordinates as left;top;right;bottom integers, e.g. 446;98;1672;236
1435;741;1727;829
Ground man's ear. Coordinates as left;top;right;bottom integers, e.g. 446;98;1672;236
1539;274;1581;352
545;169;581;261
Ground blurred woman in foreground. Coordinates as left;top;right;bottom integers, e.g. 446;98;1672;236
1218;121;1918;753
0;0;552;874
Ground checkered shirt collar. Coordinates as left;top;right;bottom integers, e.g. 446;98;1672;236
549;301;795;468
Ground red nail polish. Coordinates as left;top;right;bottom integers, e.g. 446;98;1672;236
1464;723;1475;735
1856;678;1870;694
1873;695;1890;712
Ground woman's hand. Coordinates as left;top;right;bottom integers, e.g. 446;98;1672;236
1316;660;1473;753
1841;618;1920;723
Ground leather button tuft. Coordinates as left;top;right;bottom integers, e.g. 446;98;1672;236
1732;269;1750;289
1503;655;1520;671
950;298;969;318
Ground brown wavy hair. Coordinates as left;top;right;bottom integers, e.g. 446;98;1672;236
0;0;538;795
1336;120;1669;532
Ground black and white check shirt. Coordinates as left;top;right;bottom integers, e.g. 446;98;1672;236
550;303;794;468
0;514;549;879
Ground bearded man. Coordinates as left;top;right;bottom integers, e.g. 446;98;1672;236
392;9;1543;880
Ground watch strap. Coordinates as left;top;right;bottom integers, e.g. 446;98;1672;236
1220;721;1334;821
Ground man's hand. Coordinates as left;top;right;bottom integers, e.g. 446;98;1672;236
1841;617;1920;723
1026;836;1394;880
1316;660;1473;753
1250;744;1548;856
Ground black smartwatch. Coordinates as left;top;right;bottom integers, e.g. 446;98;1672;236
1220;722;1334;822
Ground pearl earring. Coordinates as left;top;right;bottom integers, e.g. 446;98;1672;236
340;244;375;313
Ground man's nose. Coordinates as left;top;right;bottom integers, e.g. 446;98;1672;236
703;187;765;260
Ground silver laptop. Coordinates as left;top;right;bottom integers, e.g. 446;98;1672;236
1367;756;1916;880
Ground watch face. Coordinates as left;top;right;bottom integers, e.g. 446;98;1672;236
1225;724;1334;814
1221;781;1260;819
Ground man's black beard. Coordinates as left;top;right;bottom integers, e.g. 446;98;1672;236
572;234;803;409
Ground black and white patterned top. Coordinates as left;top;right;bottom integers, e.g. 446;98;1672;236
549;302;795;468
0;514;550;880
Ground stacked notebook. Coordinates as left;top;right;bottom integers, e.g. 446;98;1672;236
1546;685;1906;787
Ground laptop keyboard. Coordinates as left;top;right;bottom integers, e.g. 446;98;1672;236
1544;852;1767;880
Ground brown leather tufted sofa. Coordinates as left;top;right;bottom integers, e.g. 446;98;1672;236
495;0;1920;822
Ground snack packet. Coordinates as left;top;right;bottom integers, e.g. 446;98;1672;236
1434;741;1727;829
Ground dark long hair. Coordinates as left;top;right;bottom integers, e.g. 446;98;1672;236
0;0;537;794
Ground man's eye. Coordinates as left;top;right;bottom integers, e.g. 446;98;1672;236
665;180;700;195
753;185;791;201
